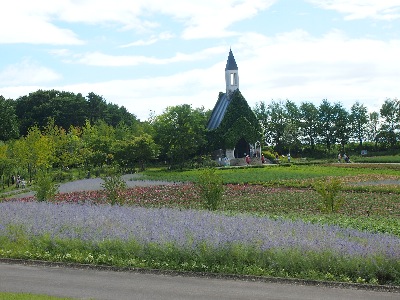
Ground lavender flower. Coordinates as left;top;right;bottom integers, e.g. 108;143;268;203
0;201;399;260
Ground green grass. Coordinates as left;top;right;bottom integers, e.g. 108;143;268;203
141;164;400;185
354;155;400;163
0;292;78;300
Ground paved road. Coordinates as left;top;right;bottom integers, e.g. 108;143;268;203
5;174;179;199
0;262;398;300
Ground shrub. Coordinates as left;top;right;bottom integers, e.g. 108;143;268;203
262;150;276;162
313;177;344;213
196;168;223;211
101;173;127;206
32;169;59;201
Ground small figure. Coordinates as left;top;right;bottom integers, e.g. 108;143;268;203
245;155;251;165
261;154;265;164
287;153;291;163
338;153;341;163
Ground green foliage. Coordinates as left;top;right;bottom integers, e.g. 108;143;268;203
14;89;137;136
212;90;261;149
101;172;127;205
313;177;344;213
153;104;207;167
32;169;59;202
261;150;276;162
0;96;19;141
196;168;223;210
1;235;398;286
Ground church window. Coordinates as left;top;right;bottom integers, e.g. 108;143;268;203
230;73;237;86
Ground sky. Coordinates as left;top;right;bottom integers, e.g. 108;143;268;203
1;0;400;121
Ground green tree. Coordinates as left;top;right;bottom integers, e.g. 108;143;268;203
334;103;350;153
317;100;337;152
265;100;286;151
282;100;301;153
379;98;399;148
366;111;380;147
33;168;59;201
299;102;319;150
153;104;207;168
0;96;19;141
350;101;368;147
114;134;158;171
253;101;269;145
81;120;115;167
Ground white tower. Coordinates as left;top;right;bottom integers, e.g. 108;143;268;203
225;49;239;98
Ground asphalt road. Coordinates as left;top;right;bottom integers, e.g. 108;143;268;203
0;262;398;300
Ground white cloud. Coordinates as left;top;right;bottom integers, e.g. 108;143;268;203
307;0;400;20
0;0;277;45
0;60;61;86
235;29;400;113
66;46;227;67
120;32;174;48
2;27;400;121
0;1;84;45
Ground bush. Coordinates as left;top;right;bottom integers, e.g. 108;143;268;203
313;177;344;213
196;168;223;210
32;169;59;201
262;150;276;162
101;173;127;205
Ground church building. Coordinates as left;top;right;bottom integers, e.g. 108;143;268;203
207;49;261;161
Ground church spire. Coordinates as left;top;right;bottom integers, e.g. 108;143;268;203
225;48;238;71
225;49;239;96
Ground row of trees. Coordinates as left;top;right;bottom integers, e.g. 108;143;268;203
254;98;400;155
1;89;400;180
0;89;137;139
0;119;158;184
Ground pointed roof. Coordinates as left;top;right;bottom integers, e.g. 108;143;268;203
207;93;230;130
225;49;238;70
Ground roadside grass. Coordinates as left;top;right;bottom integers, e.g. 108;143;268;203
0;292;78;300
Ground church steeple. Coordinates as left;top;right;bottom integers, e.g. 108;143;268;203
225;49;239;97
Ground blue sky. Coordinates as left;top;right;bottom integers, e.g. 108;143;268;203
1;0;400;121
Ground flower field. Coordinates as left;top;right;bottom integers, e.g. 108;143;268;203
1;165;400;285
1;200;399;285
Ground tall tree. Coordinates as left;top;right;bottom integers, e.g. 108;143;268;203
317;99;337;151
282;100;301;153
379;98;399;148
334;103;350;153
366;111;380;147
153;104;207;167
253;101;269;146
0;96;19;141
265;101;286;152
299;102;319;150
349;101;368;147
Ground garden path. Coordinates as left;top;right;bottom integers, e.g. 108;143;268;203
4;174;177;199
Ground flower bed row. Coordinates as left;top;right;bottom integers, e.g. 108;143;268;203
0;201;399;285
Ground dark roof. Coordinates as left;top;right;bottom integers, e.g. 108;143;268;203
207;93;230;130
225;49;238;70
